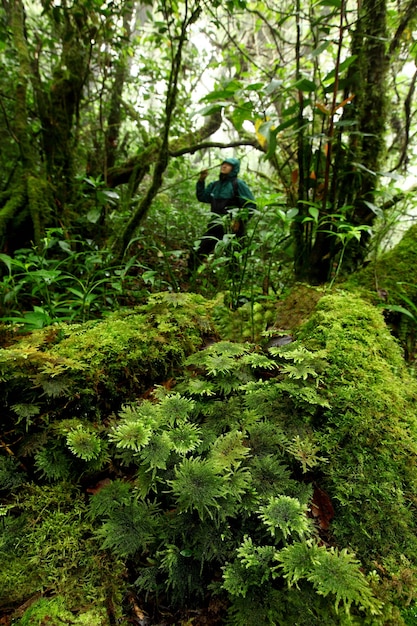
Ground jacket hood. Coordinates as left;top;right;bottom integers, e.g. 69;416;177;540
222;157;240;177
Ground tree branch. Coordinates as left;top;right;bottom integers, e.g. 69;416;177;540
388;0;417;58
169;139;259;157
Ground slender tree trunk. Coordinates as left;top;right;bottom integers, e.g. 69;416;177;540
112;1;201;258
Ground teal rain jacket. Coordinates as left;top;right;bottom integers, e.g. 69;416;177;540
196;158;255;213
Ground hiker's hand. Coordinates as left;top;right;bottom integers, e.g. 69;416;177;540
199;169;209;181
231;219;242;234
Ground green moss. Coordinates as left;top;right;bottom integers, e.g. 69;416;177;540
1;483;126;618
0;292;215;424
344;223;417;305
3;289;417;620
15;596;110;625
296;292;417;567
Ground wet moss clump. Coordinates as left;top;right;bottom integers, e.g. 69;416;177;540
296;292;417;611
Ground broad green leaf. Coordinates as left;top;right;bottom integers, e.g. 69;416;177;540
311;40;331;57
324;55;358;82
87;208;102;224
381;304;417;322
195;103;226;117
0;253;12;273
201;81;243;102
245;82;265;91
231;102;254;130
308;206;319;222
274;117;299;132
265;79;283;94
291;78;317;92
286;208;299;220
317;0;341;7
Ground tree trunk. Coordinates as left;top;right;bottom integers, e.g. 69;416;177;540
0;0;51;251
297;0;390;284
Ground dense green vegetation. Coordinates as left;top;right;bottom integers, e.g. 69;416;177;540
2;0;417;623
2;285;417;624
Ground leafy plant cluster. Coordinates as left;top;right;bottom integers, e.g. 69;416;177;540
0;228;155;330
2;291;417;623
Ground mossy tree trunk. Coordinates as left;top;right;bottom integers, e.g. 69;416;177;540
0;0;51;251
32;3;94;210
296;0;389;284
294;0;417;285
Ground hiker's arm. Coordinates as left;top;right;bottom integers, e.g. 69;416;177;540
196;173;215;203
237;180;256;210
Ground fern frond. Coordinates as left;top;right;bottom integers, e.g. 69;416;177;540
240;353;277;370
11;403;40;422
138;432;172;470
159;393;196;425
99;500;160;557
135;564;160;595
280;362;318;380
88;479;133;519
222;559;252;598
307;547;382;614
184;378;216;396
249;455;293;497
278;382;331;410
169;458;225;519
34;446;72;481
275;540;319;587
35;375;71;397
204;353;237;376
210;431;250;469
0;457;26;490
168;422;202;454
286;435;328;473
236;536;277;584
247;421;288;456
118;400;159;425
109;421;153;451
66;426;102;461
258;495;312;540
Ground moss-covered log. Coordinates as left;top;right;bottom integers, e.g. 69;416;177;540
2;287;417;623
344;223;417;298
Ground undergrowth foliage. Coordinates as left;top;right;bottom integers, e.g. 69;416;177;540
1;292;417;624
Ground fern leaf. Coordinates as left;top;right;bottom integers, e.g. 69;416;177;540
280;362;318;380
306;546;382;614
209;431;250;469
88;479;133;519
66;426;102;461
169;457;226;519
168;422;202;454
99;500;160;557
258;495;312;540
34;446;72;481
159;393;196;425
109;421;153;451
138;432;172;470
275;540;319;587
241;353;277;370
185;378;216;396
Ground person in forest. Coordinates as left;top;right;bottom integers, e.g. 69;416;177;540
188;157;256;272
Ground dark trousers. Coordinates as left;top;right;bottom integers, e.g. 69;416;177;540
188;214;245;273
